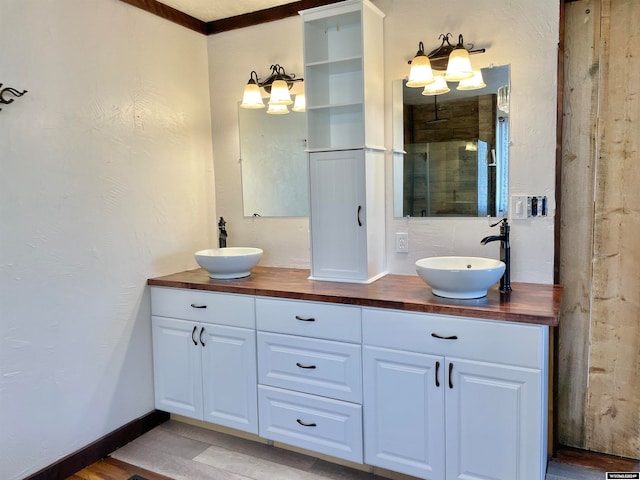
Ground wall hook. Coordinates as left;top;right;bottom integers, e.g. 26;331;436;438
0;84;28;111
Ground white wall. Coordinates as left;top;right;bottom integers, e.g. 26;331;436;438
210;0;559;283
0;1;214;479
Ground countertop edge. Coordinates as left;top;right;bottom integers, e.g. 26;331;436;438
148;267;562;327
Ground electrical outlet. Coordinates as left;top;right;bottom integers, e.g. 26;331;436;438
396;232;409;253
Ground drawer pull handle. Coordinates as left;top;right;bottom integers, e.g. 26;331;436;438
431;333;458;340
296;362;317;369
449;362;454;389
199;327;206;347
190;303;207;309
435;361;440;387
295;315;315;322
296;419;317;427
191;325;198;346
357;205;363;226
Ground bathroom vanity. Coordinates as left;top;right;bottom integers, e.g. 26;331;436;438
148;266;561;480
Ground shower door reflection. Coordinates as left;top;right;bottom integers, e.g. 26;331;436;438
403;140;492;217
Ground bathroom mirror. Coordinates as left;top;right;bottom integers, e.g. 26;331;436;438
393;64;510;217
238;104;308;217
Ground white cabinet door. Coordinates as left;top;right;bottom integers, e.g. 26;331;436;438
445;358;543;480
152;316;203;419
363;346;445;480
201;324;258;434
309;149;367;281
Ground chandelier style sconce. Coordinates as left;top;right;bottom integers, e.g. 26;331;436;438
407;34;486;95
240;64;305;114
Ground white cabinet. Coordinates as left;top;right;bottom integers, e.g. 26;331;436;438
363;346;445;479
256;297;363;462
150;287;258;434
301;0;386;283
363;308;548;480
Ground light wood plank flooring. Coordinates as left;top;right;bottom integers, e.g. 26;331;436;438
67;420;638;480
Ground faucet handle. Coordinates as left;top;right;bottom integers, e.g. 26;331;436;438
489;217;508;228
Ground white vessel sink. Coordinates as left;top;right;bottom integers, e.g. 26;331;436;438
415;256;506;299
195;247;263;279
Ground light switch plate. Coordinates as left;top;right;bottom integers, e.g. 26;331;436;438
511;195;528;219
395;232;409;253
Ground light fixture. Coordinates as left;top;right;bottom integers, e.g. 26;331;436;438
421;73;450;96
406;33;485;87
457;70;486;90
407;42;435;88
240;64;303;114
292;91;306;112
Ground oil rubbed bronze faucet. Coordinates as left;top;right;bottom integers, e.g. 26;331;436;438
480;218;511;292
218;217;228;248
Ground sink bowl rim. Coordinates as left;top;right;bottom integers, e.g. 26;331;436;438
415;255;506;299
195;247;263;279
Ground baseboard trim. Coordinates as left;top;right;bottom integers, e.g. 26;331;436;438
23;409;169;480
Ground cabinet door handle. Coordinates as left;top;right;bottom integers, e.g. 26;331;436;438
190;303;207;309
296;362;317;369
295;315;315;322
448;362;454;389
296;419;317;427
191;325;198;346
431;333;458;340
199;327;206;347
435;361;440;387
357;205;363;226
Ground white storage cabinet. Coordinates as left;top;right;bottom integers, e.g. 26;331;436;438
150;287;258;434
301;0;386;283
256;297;364;463
362;308;548;480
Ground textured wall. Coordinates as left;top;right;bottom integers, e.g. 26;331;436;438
209;0;559;283
0;1;214;478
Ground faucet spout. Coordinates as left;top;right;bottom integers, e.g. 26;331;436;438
480;219;511;293
480;234;504;245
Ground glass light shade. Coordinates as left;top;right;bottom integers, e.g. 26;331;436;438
240;82;265;109
292;92;306;112
421;74;450;95
457;70;486;91
266;103;290;115
444;48;474;82
268;79;293;105
406;54;435;87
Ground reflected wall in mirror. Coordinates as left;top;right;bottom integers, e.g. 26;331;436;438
393;65;510;217
238;104;308;217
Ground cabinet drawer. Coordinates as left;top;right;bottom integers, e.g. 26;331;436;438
257;332;362;403
256;298;361;342
258;385;363;463
362;308;546;369
151;287;254;328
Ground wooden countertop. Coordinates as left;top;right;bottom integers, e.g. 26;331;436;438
148;266;562;326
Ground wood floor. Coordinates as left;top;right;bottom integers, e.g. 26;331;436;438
66;420;640;480
67;457;172;480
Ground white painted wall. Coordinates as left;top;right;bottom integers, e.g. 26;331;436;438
0;1;214;479
210;0;559;283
